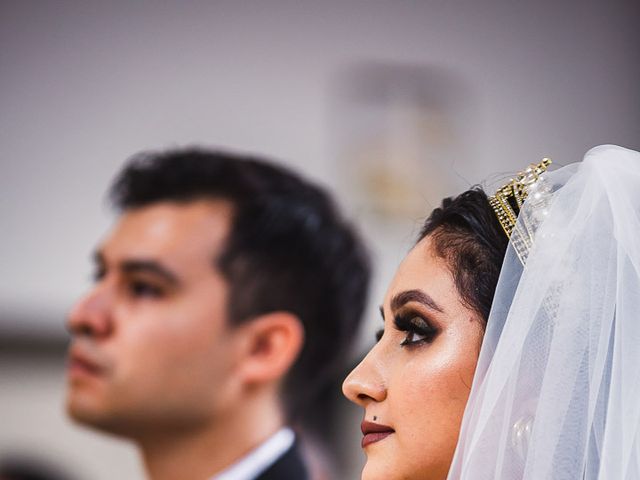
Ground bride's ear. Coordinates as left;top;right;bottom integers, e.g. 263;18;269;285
235;312;305;385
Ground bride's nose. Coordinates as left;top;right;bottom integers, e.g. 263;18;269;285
342;347;387;406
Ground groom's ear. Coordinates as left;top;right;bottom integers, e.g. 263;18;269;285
234;312;304;386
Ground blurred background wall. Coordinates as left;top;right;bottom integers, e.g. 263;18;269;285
1;1;638;479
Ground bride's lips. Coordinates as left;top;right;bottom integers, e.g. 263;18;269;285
361;420;395;448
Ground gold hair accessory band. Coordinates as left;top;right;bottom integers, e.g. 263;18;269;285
488;158;552;239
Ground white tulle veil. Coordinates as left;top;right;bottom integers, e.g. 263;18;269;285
448;145;640;479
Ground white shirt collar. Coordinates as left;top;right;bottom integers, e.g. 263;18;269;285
210;427;295;480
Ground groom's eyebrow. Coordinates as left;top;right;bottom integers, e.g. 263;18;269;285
391;289;444;313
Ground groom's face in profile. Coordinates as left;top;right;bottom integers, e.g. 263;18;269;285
66;200;247;435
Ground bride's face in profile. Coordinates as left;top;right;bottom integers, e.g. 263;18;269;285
343;235;485;480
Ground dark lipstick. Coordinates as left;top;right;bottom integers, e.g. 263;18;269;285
361;420;395;448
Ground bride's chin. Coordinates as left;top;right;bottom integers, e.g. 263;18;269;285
361;458;394;480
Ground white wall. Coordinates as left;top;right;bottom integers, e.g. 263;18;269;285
1;1;638;478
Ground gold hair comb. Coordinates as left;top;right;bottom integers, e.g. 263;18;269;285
488;158;552;239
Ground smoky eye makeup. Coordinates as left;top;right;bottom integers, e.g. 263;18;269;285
374;305;385;342
393;310;439;347
375;328;384;342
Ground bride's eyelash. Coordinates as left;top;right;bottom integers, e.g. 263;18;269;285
394;313;438;347
374;312;439;345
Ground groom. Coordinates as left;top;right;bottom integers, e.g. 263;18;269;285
65;148;370;479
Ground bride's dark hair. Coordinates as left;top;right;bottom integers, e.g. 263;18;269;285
418;188;508;324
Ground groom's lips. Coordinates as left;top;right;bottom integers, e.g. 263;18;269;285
67;344;107;381
361;420;395;448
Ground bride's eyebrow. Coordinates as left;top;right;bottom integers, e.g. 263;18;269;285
391;289;444;314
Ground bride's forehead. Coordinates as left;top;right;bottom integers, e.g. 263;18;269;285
384;237;456;304
399;237;448;276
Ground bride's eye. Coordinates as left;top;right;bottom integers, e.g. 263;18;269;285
400;330;431;346
394;314;438;347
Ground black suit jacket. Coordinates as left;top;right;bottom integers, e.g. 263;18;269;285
255;442;309;480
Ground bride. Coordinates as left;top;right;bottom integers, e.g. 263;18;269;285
343;145;640;479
